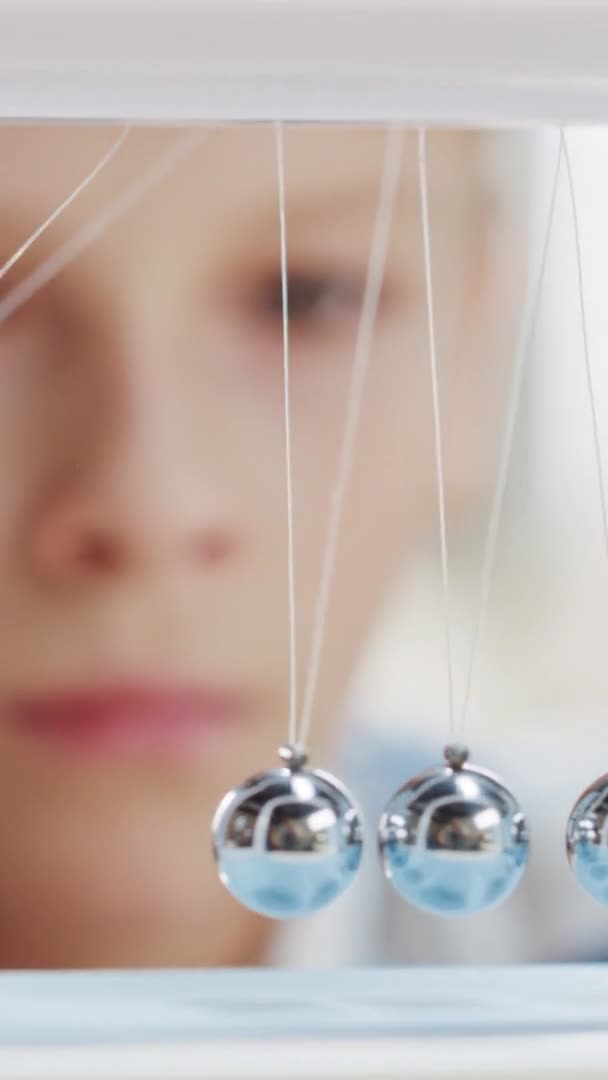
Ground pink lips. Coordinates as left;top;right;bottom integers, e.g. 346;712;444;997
7;686;245;759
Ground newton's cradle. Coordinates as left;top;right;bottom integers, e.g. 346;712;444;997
2;1;608;1077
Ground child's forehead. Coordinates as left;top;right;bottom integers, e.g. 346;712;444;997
0;124;482;214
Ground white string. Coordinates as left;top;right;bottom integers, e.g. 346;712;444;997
561;129;608;562
459;135;563;736
0;126;130;281
275;122;298;748
418;127;456;736
0;128;213;327
298;125;405;751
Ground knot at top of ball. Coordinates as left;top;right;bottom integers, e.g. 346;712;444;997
444;743;470;770
278;743;309;771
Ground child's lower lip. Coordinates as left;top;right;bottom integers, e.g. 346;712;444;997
6;687;245;759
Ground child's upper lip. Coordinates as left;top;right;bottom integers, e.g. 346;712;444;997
7;681;246;705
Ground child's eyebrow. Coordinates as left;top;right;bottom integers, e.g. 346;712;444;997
0;206;75;302
0;208;45;275
276;178;410;226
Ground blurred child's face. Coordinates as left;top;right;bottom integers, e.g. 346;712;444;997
0;125;513;966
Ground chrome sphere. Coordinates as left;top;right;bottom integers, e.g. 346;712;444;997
567;774;608;905
212;745;363;919
378;746;529;916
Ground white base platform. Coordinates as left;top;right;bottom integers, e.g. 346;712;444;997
0;966;607;1078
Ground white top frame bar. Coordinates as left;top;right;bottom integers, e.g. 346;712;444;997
1;0;608;126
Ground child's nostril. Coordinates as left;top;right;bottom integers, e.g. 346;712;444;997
196;531;233;564
76;533;123;573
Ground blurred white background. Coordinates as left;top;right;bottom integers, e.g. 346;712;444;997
352;128;608;750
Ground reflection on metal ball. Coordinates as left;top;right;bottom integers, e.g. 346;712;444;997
378;746;529;916
567;774;608;905
212;744;363;919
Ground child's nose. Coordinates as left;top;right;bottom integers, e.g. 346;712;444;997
26;477;236;584
23;387;237;585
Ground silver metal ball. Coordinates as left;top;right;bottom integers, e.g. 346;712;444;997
212;750;363;919
567;774;608;905
378;749;529;916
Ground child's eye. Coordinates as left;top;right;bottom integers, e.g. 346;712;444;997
252;272;365;330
